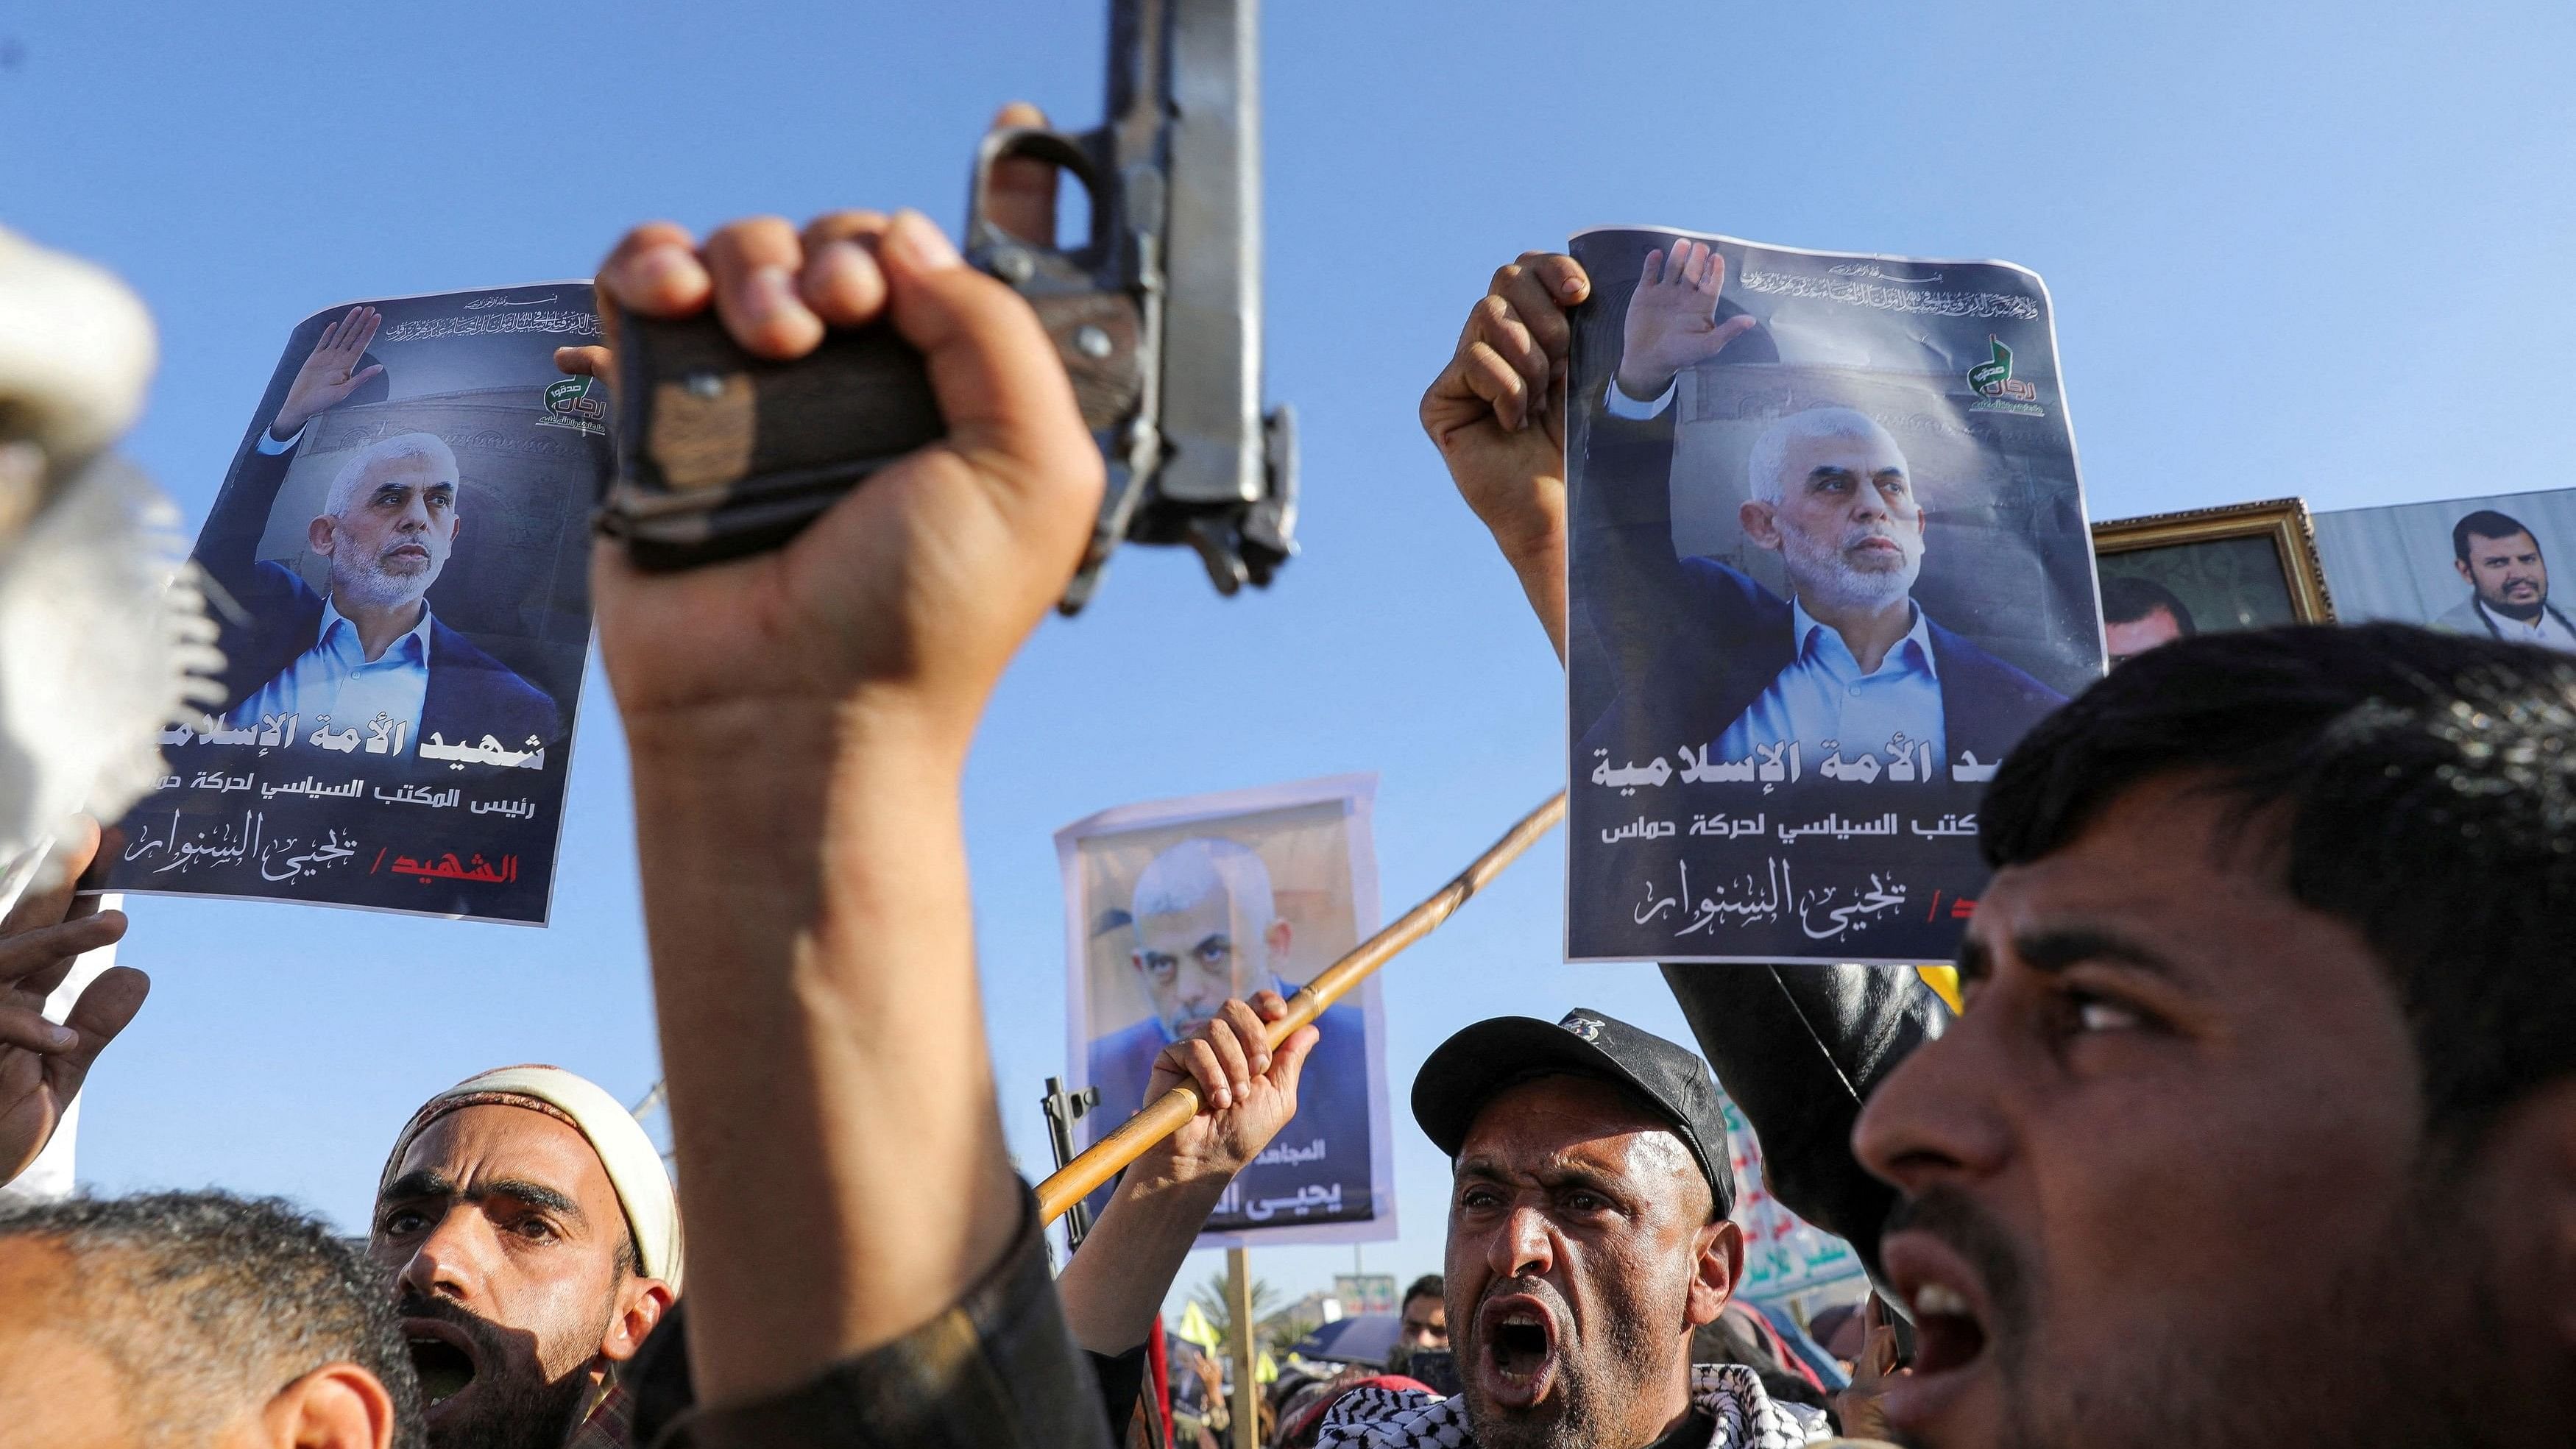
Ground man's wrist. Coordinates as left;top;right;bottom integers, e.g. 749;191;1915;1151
1103;1155;1234;1227
1612;364;1676;403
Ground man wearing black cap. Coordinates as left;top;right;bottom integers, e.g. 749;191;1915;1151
1319;1008;1825;1449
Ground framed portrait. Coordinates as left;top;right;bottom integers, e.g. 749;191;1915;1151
2091;498;2334;667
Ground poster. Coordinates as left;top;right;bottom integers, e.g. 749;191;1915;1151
1058;774;1395;1247
1719;1086;1862;1302
1565;228;2103;963
100;287;611;924
2313;486;2576;652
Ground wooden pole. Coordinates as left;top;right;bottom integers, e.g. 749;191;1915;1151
1036;791;1568;1225
1227;1246;1258;1449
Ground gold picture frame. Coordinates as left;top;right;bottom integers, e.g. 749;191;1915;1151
2092;498;2337;639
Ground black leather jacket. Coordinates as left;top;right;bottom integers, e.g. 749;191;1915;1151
1660;963;1950;1294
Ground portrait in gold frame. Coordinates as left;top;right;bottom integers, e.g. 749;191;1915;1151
2091;498;2335;666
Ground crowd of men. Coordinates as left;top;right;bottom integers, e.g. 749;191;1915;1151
5;103;2576;1449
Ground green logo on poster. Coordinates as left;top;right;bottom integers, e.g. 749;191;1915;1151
539;377;608;435
1967;335;2040;412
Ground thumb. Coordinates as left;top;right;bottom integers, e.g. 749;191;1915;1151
345;363;384;388
877;210;1100;514
1695;313;1757;357
1265;1021;1319;1101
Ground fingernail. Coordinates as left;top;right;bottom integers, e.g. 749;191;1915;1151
888;210;962;269
740;265;797;323
46;1024;75;1051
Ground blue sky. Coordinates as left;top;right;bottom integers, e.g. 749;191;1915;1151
6;0;2570;1309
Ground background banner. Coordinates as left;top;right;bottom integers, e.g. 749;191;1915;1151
2314;486;2576;653
101;286;609;924
1563;227;2103;963
1058;773;1396;1248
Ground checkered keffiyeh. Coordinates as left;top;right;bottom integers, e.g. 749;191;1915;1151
1317;1362;1828;1449
562;1381;637;1449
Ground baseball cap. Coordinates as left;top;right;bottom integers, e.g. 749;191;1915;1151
1411;1007;1735;1219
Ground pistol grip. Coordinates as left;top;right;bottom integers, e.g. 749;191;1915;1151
595;291;1144;570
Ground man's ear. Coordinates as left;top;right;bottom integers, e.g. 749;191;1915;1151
1685;1219;1743;1329
2456;557;2477;587
599;1276;676;1364
1739;500;1781;552
1266;917;1292;965
307;515;337;557
258;1361;396;1449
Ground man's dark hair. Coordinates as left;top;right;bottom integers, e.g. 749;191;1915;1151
2099;575;2197;635
2452;509;2538;564
1401;1272;1443;1309
0;1189;425;1447
1983;623;2576;1135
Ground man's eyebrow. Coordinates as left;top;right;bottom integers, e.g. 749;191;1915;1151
481;1178;586;1219
1193;932;1231;954
378;1169;454;1206
1453;1155;1627;1197
372;1171;585;1222
2011;927;2180;980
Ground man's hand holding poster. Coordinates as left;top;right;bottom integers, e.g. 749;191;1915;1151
102;288;610;924
1565;230;2105;963
1058;774;1395;1247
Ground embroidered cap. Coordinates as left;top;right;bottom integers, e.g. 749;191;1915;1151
1410;1008;1735;1219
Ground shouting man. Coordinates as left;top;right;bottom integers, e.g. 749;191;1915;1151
1322;1010;1823;1448
369;1066;679;1449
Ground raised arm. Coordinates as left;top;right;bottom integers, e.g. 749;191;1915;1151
1424;244;1944;1294
1058;992;1317;1356
588;208;1106;1442
193;306;385;579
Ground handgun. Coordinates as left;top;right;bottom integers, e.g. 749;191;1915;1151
595;0;1297;614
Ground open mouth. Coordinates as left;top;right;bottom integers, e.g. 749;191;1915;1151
1906;1281;1987;1374
1476;1295;1560;1409
1877;1232;1996;1429
403;1320;479;1409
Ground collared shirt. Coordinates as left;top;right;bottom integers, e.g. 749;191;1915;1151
2474;597;2576;653
1716;599;1946;771
225;595;434;740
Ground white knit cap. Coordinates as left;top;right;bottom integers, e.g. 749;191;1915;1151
379;1065;683;1292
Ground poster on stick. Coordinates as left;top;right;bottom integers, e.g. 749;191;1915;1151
1058;773;1395;1248
99;286;610;924
1564;227;2103;963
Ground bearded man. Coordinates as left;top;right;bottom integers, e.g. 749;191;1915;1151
369;1066;679;1449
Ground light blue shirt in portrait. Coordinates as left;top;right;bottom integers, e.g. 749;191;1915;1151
1716;599;1947;770
224;597;434;741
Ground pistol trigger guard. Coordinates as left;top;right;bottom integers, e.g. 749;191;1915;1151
964;124;1118;283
